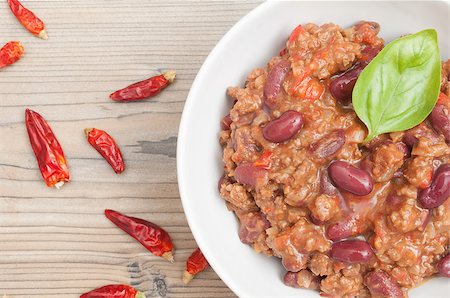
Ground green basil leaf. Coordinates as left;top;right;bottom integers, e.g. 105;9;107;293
352;29;441;142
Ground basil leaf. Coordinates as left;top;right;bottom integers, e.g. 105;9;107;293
353;29;441;142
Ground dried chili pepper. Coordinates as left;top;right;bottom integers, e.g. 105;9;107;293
7;0;48;39
80;284;145;298
0;41;24;69
182;247;209;284
110;71;176;101
85;128;124;174
105;209;174;262
25;109;70;188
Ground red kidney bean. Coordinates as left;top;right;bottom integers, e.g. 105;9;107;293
327;216;360;241
331;240;374;263
403;131;418;148
218;174;226;192
330;46;380;104
309;129;346;159
221;114;232;130
320;169;337;195
395;142;410;158
364;270;403;298
262;110;303;143
438;253;450;277
235;163;268;188
283;272;299;288
418;164;450;209
328;161;373;196
430;104;450;142
386;193;403;206
264;60;291;109
330;64;364;104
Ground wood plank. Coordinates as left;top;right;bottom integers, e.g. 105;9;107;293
0;0;262;296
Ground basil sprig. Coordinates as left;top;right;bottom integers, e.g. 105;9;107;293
353;29;441;142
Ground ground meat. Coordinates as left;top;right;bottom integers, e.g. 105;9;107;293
309;252;333;276
219;21;449;297
440;59;450;96
362;142;405;182
236;211;272;255
404;156;433;189
320;270;368;298
387;198;429;233
220;182;258;212
269;217;330;272
310;194;341;222
288;23;362;79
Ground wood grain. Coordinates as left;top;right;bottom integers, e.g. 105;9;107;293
0;1;262;297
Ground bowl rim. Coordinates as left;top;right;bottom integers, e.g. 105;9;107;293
177;0;450;296
177;1;271;295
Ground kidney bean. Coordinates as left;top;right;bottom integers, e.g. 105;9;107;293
327;216;360;241
283;272;299;288
403;131;418;148
328;161;373;196
221;114;232;130
364;270;403;298
331;240;374;263
234;163;268;188
395;141;411;158
309;129;346;159
262;110;303;143
438;253;450;277
320;170;337;195
418;164;450;209
218;174;226;192
264;60;291;109
330;46;380;104
430;104;450;142
330;64;364;104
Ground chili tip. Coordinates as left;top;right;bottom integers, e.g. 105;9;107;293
84;128;93;137
182;270;195;285
135;291;146;298
38;29;48;40
163;71;176;83
162;251;174;263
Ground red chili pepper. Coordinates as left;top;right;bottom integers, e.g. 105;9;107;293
80;284;145;298
289;73;324;101
182;247;209;284
25;109;70;188
7;0;48;39
0;41;24;69
253;150;273;169
105;209;174;262
85;128;124;174
110;71;176;101
279;47;287;57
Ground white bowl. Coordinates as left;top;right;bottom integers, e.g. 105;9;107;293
177;1;450;297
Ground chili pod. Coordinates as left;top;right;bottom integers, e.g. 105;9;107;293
85;128;124;174
182;247;209;284
80;284;145;298
105;209;174;262
7;0;48;39
110;71;176;101
25;109;70;188
0;41;24;69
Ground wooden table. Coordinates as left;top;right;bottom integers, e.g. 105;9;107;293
0;1;261;296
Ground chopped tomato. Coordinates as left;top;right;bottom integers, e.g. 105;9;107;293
254;150;273;169
287;25;305;45
289;73;324;101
